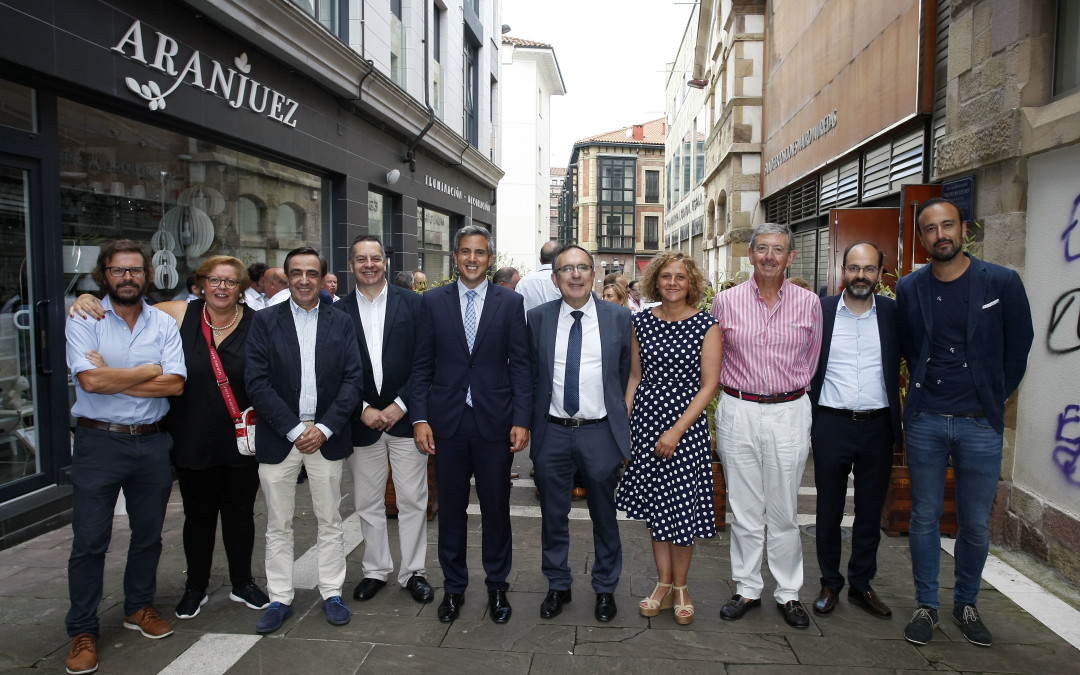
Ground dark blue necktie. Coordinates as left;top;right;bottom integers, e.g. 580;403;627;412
564;310;583;416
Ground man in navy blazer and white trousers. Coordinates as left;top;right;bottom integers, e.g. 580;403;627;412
411;225;532;624
896;198;1033;648
528;244;631;623
245;247;364;634
335;235;433;606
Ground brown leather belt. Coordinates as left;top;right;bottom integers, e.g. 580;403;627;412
77;417;162;435
818;405;889;421
722;386;805;404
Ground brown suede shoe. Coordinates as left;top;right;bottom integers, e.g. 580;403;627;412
123;606;174;639
65;633;98;674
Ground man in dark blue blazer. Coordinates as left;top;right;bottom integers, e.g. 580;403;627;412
896;198;1033;648
528;245;631;623
809;242;901;620
245;247;364;634
411;225;532;624
334;235;433;606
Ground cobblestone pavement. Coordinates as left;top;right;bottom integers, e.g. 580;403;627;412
1;453;1077;674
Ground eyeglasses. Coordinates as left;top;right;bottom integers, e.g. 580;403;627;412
556;264;593;275
753;245;790;256
844;265;880;275
205;276;240;289
105;266;146;278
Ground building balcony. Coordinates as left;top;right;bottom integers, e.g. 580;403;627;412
596;235;635;252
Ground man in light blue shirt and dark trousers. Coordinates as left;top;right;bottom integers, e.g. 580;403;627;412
65;240;187;675
809;242;901;622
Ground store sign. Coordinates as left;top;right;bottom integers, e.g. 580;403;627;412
425;175;491;212
111;20;301;128
764;110;837;175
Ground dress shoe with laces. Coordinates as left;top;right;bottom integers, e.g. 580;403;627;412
813;586;838;616
256;601;293;634
405;574;434;604
777;600;810;628
123;606;174;639
65;633;98;675
488;589;512;624
848;587;892;618
437;592;465;623
540;589;572;619
595;593;617;622
323;595;351;625
719;594;761;621
352;577;387;601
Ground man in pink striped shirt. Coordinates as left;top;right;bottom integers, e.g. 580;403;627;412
710;223;822;629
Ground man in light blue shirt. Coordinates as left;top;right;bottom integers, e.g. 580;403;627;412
64;240;186;675
808;242;902;622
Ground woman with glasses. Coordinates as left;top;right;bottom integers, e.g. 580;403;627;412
615;252;721;625
70;255;270;620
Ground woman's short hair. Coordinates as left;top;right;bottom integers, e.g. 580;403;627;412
602;283;628;304
640;252;707;306
195;255;251;295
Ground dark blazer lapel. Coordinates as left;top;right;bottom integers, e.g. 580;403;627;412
344;294;372;365
473;285;502;353
315;303;334;375
276;303;302;384
595;299;613;373
820;294;838;372
382;286;402;351
966;257;986;343
443;284;470;354
542;301;560;381
914;267;934;337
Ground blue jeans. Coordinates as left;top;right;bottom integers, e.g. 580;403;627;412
905;412;1002;609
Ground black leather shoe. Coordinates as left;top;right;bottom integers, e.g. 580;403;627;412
488;589;512;624
720;594;761;621
777;600;810;628
352;577;386;601
813;586;839;616
848;587;892;618
595;593;617;622
540;589;572;619
405;574;434;604
437;593;465;623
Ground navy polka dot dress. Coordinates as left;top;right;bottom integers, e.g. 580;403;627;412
616;309;717;544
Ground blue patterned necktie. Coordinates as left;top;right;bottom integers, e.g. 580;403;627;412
464;289;478;406
563;310;583;416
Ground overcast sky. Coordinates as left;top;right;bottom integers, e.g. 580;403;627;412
502;0;695;167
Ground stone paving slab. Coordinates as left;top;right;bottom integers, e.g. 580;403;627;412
2;471;1079;673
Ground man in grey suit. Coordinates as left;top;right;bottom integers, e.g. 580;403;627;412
527;244;632;622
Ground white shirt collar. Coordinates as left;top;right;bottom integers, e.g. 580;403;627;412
355;280;388;305
457;278;489;300
837;289;877;317
289;297;320;315
559;294;596;320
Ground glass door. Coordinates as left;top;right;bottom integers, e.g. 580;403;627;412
0;164;42;493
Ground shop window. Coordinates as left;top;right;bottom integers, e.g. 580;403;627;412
237;195;265;238
0;80;35;132
1055;0;1080;96
57;98;326;300
275;202;305;242
418;205;453;282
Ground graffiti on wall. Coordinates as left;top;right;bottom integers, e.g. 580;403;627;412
1052;405;1080;487
1049;194;1080;487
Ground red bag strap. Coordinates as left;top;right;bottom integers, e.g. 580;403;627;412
200;309;243;423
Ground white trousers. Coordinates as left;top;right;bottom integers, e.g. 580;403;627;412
259;446;346;603
716;393;811;603
347;433;429;585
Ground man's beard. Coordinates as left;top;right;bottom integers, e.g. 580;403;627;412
847;279;874;298
107;280;146;306
929;239;961;262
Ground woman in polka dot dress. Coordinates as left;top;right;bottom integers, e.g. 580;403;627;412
616;252;721;625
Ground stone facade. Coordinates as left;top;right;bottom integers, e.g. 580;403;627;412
935;0;1080;586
